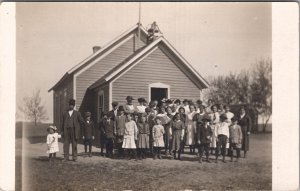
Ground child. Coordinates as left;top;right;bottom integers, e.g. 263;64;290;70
46;125;61;163
136;98;147;113
101;113;115;158
229;117;243;162
178;107;187;153
145;107;156;155
82;112;95;157
122;113;138;160
215;114;230;163
186;104;197;154
183;99;190;114
137;114;150;159
164;107;174;156
114;106;126;158
196;115;213;163
124;96;135;114
171;113;185;160
152;117;165;159
209;104;220;154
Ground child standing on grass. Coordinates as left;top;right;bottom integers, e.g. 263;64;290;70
215;114;230;163
229;117;243;162
137;114;150;159
46;125;61;163
152;117;165;159
196;115;213;163
122;113;138;160
81;112;95;157
171;113;185;160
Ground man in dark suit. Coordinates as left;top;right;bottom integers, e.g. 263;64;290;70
109;101;119;121
61;99;84;162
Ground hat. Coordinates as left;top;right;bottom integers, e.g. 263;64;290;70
220;113;228;120
102;112;109;117
165;99;172;104
202;115;211;122
145;107;151;113
183;99;189;103
138;98;146;103
118;105;125;111
161;98;167;103
126;96;134;101
47;125;57;131
85;111;91;118
112;101;119;107
69;99;75;106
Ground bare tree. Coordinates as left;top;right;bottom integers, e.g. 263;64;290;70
250;59;272;132
19;89;48;126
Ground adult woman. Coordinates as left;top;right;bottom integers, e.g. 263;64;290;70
185;104;197;154
237;106;252;158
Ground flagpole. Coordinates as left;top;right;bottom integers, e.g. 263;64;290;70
138;2;141;48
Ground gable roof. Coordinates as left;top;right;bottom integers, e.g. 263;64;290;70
89;36;209;90
48;23;148;92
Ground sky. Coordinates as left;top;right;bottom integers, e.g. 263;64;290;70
16;2;272;122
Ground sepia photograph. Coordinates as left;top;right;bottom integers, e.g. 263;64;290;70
4;2;294;190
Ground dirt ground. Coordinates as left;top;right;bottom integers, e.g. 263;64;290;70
16;133;271;191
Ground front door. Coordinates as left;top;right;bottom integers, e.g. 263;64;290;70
151;87;168;107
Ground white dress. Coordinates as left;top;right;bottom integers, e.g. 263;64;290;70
185;111;196;145
122;120;138;149
152;125;165;147
136;105;146;113
46;133;61;154
209;112;220;148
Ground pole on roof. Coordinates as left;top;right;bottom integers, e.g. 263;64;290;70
138;2;141;49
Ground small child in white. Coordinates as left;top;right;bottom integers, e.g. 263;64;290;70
46;125;61;162
152;117;165;159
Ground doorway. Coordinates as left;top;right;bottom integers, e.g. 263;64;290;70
151;87;168;107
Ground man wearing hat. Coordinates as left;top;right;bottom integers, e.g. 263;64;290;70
196;115;213;163
215;113;230;163
124;96;135;114
109;101;119;121
114;105;126;158
61;99;85;162
81;111;95;157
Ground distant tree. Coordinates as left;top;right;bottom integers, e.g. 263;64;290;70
250;59;272;132
19;89;48;126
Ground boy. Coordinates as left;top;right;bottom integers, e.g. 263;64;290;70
215;114;230;163
229;117;243;162
101;113;115;158
82;112;95;157
196;115;213;163
114;106;126;158
171;113;185;160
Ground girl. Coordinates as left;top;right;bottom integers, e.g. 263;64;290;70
229;117;243;162
137;114;150;159
122;113;138;160
46;125;61;163
178;107;187;153
152;117;165;159
136;98;147;114
185;104;197;154
209;104;220;154
171;113;185;160
124;96;135;114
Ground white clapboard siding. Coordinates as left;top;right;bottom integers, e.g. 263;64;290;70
76;36;140;110
112;47;200;105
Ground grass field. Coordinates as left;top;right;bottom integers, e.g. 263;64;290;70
16;123;272;191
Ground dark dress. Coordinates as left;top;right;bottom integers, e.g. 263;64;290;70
238;114;252;151
193;113;206;144
137;123;150;148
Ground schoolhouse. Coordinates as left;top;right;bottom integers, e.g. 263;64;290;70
49;23;209;126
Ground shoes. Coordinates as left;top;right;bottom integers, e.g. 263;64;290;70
73;158;77;162
89;153;92;157
158;155;162;159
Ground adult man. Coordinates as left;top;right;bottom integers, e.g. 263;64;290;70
61;99;84;162
109;101;119;121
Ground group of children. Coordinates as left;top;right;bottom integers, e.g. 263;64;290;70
46;96;246;163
